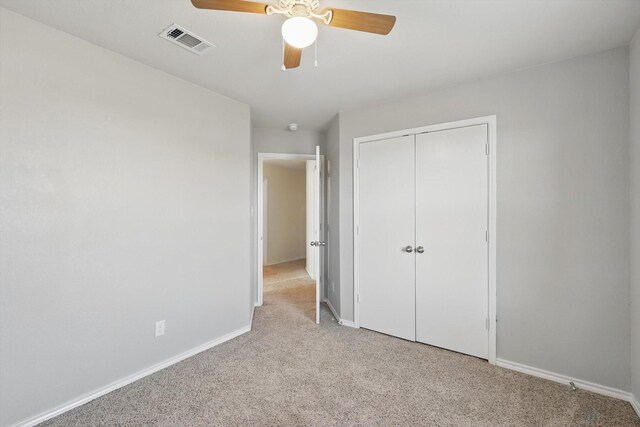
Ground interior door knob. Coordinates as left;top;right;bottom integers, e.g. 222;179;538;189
416;246;424;254
310;241;317;247
318;241;326;246
404;245;413;253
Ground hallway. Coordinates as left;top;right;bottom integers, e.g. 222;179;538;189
263;259;316;324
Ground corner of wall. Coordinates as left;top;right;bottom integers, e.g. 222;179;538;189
629;27;640;413
324;114;342;317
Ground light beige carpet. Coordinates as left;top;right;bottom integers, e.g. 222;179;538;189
41;263;640;426
263;258;309;285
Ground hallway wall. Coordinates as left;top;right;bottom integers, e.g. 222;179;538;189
263;163;306;265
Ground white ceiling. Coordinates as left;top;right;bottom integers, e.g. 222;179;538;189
2;0;639;131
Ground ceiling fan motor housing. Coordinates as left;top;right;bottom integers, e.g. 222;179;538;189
290;4;309;17
277;0;320;15
268;0;332;23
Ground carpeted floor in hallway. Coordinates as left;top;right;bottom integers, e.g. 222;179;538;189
41;260;640;426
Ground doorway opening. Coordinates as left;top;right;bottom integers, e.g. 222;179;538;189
257;152;324;324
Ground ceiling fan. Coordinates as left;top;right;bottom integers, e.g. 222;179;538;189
191;0;396;69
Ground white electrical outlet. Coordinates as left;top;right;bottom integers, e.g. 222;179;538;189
155;320;165;337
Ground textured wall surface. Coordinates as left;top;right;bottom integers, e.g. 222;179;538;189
630;28;640;405
0;8;251;426
263;163;306;265
324;116;341;315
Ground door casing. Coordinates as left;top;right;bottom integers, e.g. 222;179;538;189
256;152;325;308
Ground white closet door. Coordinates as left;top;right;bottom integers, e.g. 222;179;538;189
358;135;415;341
415;125;489;359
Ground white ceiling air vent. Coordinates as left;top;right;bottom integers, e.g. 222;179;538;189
158;24;215;55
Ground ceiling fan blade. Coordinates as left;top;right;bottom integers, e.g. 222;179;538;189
283;43;302;69
323;8;396;35
191;0;268;14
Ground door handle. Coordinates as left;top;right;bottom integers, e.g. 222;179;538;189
416;246;424;254
310;241;317;247
404;245;413;253
318;241;326;247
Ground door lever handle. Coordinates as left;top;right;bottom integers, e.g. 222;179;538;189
416;246;424;254
404;245;413;253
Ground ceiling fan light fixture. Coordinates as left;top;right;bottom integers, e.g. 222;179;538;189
281;17;318;49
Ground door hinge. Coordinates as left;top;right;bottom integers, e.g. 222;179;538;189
356;226;359;235
357;294;360;303
485;230;488;242
357;159;360;168
485;144;489;155
486;317;490;330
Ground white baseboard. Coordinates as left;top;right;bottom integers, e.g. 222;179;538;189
322;298;357;328
630;394;640;418
14;325;251;427
250;303;257;329
339;319;357;328
265;256;305;266
323;297;339;322
496;358;631;402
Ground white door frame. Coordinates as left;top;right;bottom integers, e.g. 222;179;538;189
353;115;497;364
262;178;268;265
257;152;325;307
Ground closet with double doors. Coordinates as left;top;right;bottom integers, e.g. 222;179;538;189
355;121;493;360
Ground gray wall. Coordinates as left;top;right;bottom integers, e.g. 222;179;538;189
631;29;640;404
251;128;325;304
263;163;306;265
249;125;256;318
324;116;341;314
253;128;324;155
0;8;252;426
334;47;631;391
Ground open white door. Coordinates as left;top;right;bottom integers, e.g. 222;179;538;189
311;146;323;324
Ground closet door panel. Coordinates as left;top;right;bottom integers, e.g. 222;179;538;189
358;135;416;341
415;125;489;358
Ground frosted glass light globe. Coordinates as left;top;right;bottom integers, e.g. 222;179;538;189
281;17;318;49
